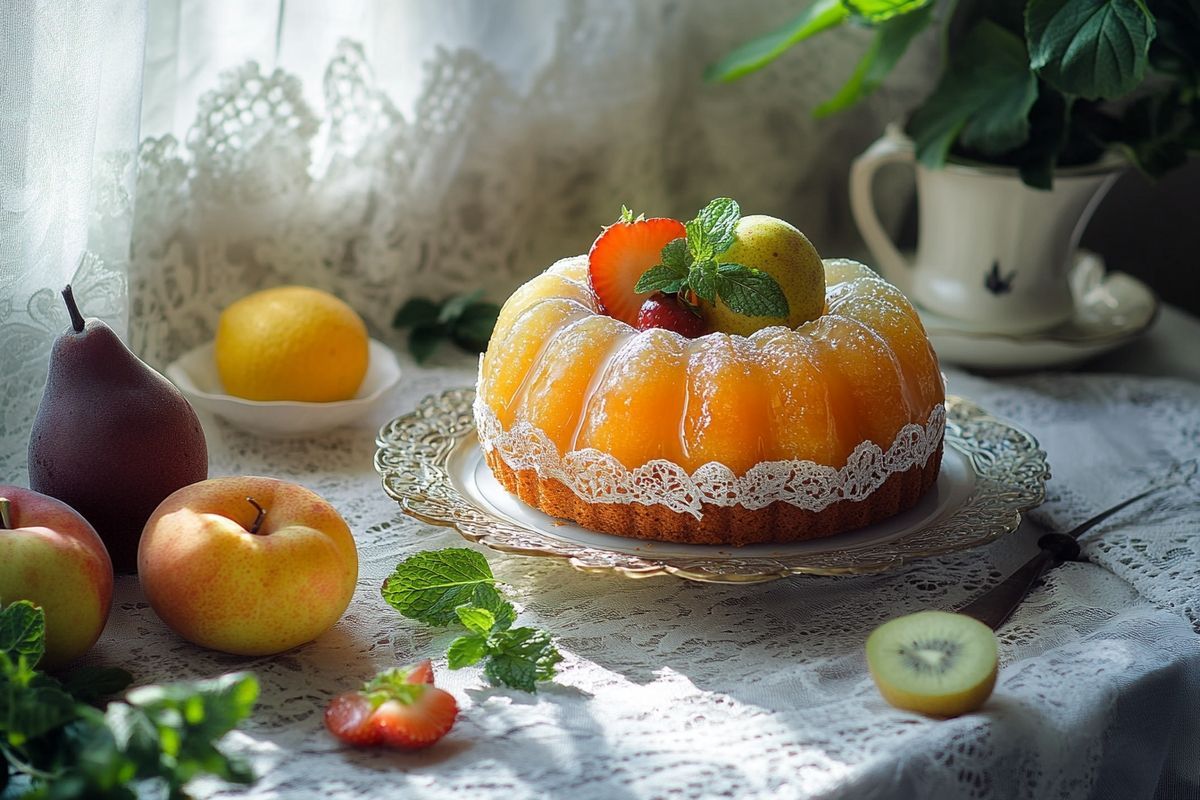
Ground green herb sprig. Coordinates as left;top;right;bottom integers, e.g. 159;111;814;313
0;599;258;799
382;548;563;692
633;198;790;319
393;289;501;363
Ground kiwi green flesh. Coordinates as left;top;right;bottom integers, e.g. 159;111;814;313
866;611;997;695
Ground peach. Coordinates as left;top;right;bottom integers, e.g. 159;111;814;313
138;476;358;656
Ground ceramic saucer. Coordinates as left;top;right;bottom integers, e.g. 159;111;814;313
919;252;1159;371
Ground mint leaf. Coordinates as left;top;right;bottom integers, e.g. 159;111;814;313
1027;0;1156;100
696;197;740;255
906;21;1039;168
455;605;496;635
393;297;441;330
447;633;489;669
408;325;444;364
714;263;790;318
483;628;563;692
2;684;77;743
634;264;689;295
659;237;692;271
705;0;849;83
439;288;485;325
0;600;45;666
472;584;516;631
452;301;501;352
690;260;719;304
685;217;714;263
59;666;134;703
814;3;934;117
382;548;496;626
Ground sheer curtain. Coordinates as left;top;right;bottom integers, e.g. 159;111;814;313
1;0;934;481
0;0;146;481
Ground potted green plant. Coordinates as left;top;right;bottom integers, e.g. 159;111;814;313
708;0;1199;334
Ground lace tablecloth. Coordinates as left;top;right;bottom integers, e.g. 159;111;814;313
77;318;1200;800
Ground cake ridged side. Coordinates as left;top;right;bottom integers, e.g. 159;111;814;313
485;442;944;546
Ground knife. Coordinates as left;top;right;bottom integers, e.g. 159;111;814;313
957;459;1197;631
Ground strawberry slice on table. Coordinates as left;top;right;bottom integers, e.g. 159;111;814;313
588;213;686;326
372;686;460;749
324;691;381;747
324;662;458;750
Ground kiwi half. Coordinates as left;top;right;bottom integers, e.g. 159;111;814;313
866;610;999;717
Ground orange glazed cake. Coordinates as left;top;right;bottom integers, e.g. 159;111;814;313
474;200;944;546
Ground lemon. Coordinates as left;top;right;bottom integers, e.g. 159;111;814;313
701;215;826;336
866;610;999;717
215;286;369;402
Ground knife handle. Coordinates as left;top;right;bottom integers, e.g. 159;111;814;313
958;532;1080;631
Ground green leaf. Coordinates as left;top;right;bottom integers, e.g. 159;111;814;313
471;584;516;631
706;0;850;82
438;289;485;325
452;302;500;352
634;264;689;295
455;605;496;635
1;683;77;743
690;260;719;304
408;325;445;364
907;21;1039;167
714;263;790;318
684;217;714;263
843;0;932;23
696;197;741;255
483;628;563;692
1026;0;1156;99
59;667;134;704
392;297;441;330
362;669;426;705
381;548;497;626
658;237;692;272
814;3;934;117
447;634;488;669
0;601;45;667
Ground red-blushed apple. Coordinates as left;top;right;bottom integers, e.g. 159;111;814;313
0;485;114;669
137;476;358;656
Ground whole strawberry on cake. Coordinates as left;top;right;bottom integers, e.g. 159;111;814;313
474;198;945;545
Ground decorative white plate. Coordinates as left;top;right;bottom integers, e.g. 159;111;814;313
921;252;1159;371
167;339;401;436
376;390;1050;583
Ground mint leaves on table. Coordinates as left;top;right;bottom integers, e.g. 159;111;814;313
393;289;500;363
0;599;259;799
634;197;789;319
382;548;563;692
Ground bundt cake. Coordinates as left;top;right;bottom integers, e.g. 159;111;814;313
474;201;944;545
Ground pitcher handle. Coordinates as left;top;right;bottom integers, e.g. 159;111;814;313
850;126;916;294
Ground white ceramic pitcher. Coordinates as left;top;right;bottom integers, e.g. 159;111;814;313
850;127;1123;335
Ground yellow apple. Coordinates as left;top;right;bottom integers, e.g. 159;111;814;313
138;476;358;656
0;486;114;669
701;215;826;336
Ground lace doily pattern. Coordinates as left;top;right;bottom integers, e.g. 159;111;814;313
474;395;945;519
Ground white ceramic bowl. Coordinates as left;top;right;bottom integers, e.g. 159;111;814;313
166;339;401;436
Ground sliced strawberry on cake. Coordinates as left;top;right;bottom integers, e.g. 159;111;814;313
588;209;686;327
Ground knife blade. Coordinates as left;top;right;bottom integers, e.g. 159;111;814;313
957;459;1196;631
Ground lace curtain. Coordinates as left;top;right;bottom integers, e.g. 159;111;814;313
0;0;934;483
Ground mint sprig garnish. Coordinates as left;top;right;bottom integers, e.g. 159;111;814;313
633;197;789;319
382;548;562;692
0;599;258;797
